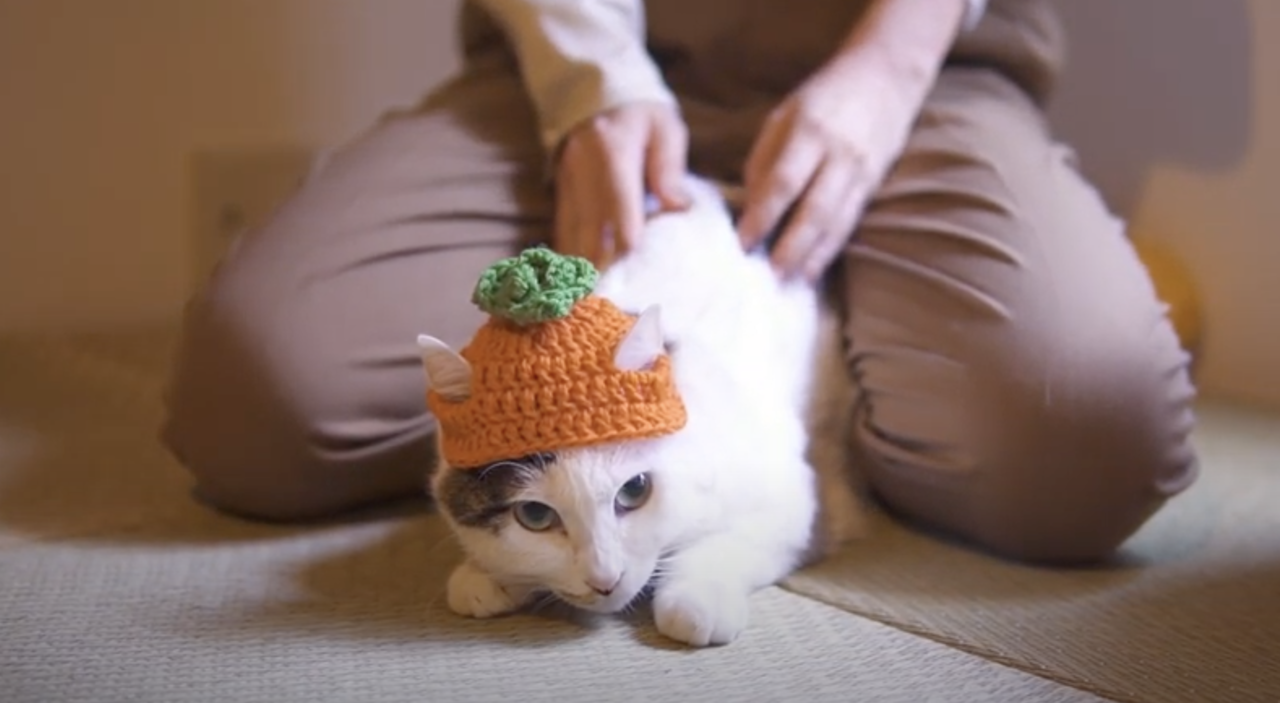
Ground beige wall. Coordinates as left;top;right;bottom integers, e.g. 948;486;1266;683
1046;0;1276;408
0;0;1276;407
0;0;462;332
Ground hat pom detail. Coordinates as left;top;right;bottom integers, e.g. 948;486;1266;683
471;248;599;326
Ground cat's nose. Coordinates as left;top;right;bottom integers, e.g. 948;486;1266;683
586;572;623;596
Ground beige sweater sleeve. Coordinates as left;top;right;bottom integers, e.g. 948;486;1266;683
962;0;989;30
473;0;988;156
469;0;678;155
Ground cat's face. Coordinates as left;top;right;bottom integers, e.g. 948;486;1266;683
418;304;684;613
431;440;684;613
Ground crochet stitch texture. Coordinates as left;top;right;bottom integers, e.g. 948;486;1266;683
427;249;687;469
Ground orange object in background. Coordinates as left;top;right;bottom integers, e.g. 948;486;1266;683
1131;238;1203;362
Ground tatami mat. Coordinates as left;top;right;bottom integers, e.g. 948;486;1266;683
2;518;1103;703
1;326;1276;702
0;327;1104;702
782;403;1280;703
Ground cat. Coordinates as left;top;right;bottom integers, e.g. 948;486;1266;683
416;175;866;647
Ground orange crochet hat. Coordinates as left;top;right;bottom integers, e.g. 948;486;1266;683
425;248;687;469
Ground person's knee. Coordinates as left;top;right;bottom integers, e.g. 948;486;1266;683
966;287;1202;559
848;67;1201;564
857;271;1201;565
975;321;1199;562
158;66;547;522
160;274;425;523
160;295;315;521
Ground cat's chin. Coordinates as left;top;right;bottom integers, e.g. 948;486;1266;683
556;588;644;615
552;575;655;614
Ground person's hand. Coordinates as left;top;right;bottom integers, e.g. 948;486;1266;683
736;45;933;282
553;102;692;269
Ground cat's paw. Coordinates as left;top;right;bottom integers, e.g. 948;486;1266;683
653;579;750;647
445;561;521;619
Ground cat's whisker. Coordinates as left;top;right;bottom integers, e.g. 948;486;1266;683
420;532;457;558
527;591;561;613
620;595;646;616
422;587;448;612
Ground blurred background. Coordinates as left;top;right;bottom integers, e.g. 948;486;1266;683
0;0;1274;408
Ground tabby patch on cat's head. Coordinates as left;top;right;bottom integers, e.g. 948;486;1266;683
435;452;555;533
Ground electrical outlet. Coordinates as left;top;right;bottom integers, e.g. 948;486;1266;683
187;145;318;288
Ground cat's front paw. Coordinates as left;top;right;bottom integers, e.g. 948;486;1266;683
653;579;750;647
445;561;522;619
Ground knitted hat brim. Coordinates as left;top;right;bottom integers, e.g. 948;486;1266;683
426;298;689;470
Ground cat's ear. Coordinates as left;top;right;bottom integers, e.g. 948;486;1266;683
417;334;472;401
614;305;665;372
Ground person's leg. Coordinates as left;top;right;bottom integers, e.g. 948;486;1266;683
841;66;1199;564
159;55;552;522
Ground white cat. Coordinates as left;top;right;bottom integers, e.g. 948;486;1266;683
417;176;865;647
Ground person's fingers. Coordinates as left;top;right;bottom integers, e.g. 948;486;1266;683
554;104;684;268
742;110;789;192
580;160;614;267
737;119;787;248
738;118;824;251
586;114;648;264
645;112;691;212
798;160;870;280
605;150;646;263
798;183;865;283
770;155;857;278
560;152;610;266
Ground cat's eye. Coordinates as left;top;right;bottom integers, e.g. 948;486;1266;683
512;501;559;532
615;473;653;512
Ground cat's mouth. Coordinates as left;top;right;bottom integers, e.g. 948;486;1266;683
555;589;634;613
553;576;659;614
554;591;597;608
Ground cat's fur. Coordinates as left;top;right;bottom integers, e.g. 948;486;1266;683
418;176;866;647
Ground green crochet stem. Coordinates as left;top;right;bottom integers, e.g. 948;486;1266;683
471;248;598;326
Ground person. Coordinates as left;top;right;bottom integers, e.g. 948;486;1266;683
159;0;1199;564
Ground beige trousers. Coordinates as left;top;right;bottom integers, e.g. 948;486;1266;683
160;0;1198;563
